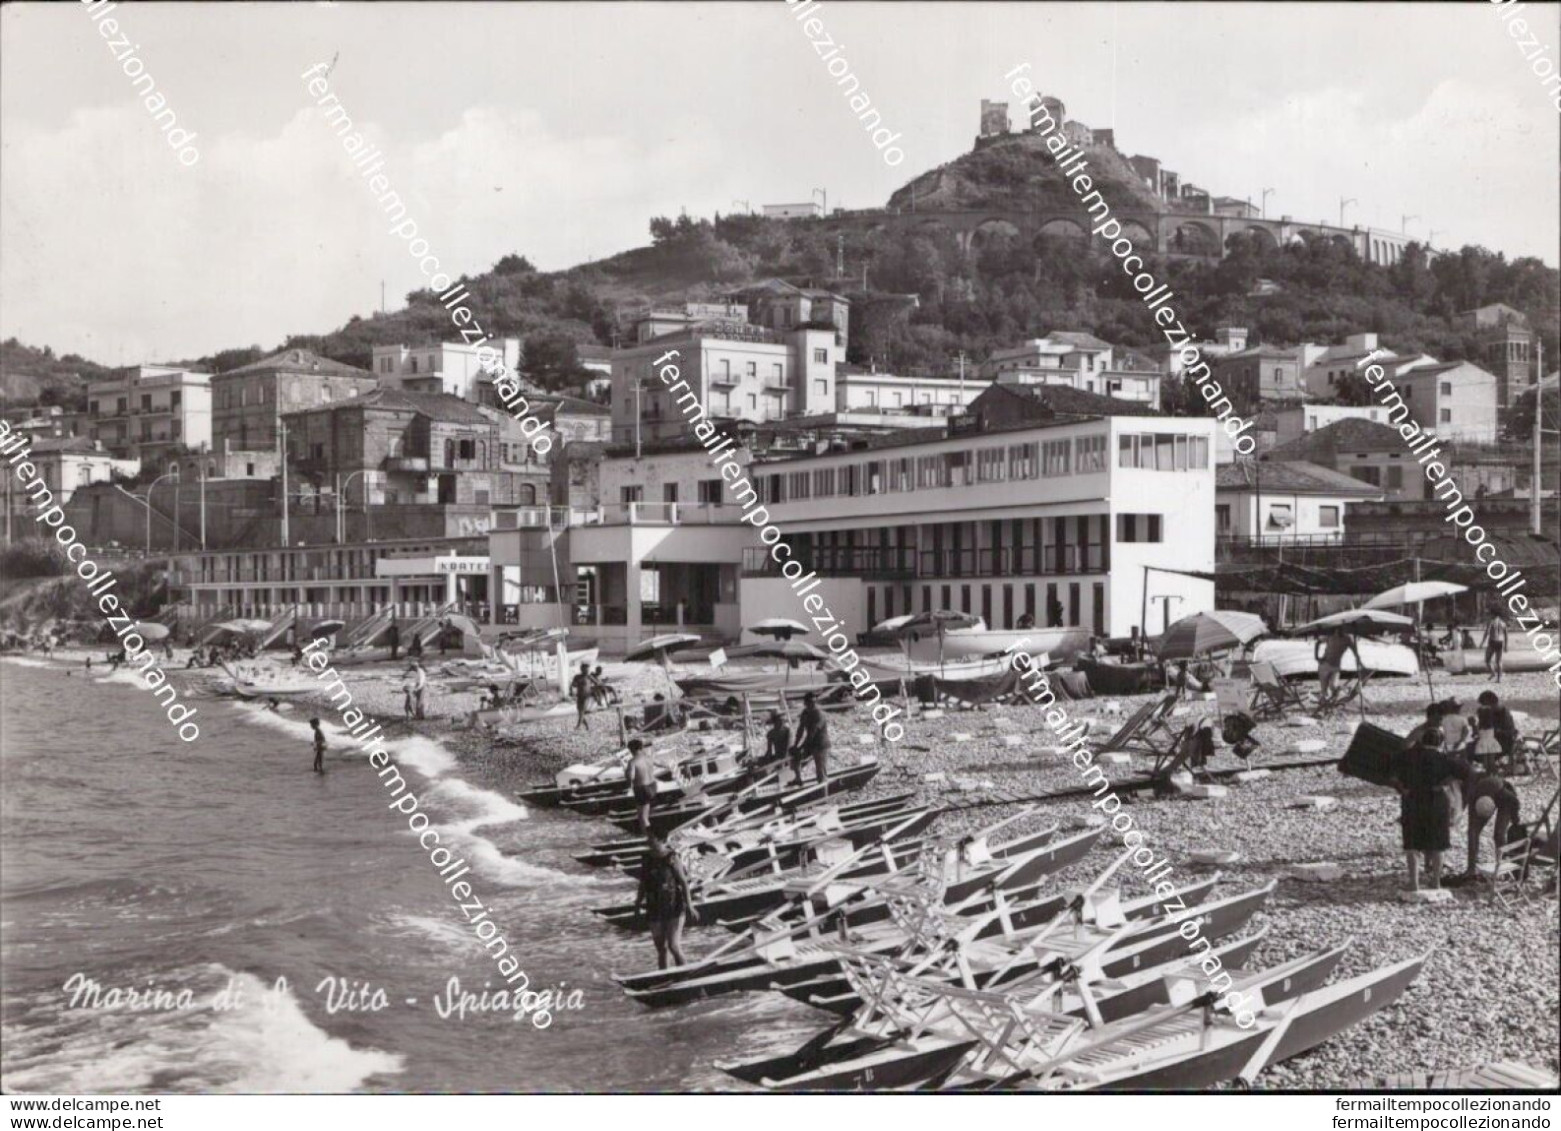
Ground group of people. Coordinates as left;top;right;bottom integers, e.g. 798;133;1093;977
1394;690;1529;891
624;691;834;972
569;662;618;729
763;692;832;787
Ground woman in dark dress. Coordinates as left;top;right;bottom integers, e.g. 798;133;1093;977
635;836;696;969
1397;728;1470;891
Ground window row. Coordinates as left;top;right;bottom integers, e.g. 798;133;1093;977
1116;433;1210;471
757;432;1115;503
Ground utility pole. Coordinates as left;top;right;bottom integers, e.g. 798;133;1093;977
199;457;206;549
1339;197;1357;227
278;419;290;547
836;233;844;278
1261;188;1274;219
1401;214;1418;235
1534;338;1544;537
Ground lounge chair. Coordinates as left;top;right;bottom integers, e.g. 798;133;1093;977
1092;691;1179;760
1247;661;1309;720
1516;727;1558;781
1149;722;1217;792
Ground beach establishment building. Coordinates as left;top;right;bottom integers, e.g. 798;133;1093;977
174;536;491;625
485;412;1219;653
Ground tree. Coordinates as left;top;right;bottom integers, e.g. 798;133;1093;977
1332;371;1376;406
493;253;536;276
522;332;584;390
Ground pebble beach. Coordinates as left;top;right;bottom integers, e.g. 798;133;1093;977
275;655;1561;1090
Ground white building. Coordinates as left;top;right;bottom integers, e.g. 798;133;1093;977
1300;333;1437;400
87;365;213;460
1273;403;1394;446
836;370;987;414
1215;461;1385;545
486;413;1219;651
761;202;824;220
984;332;1161;405
371;339;522;401
610;323;839;446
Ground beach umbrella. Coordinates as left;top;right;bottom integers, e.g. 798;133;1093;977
751;639;829;661
1295;608;1413;634
217;618;272;634
1364;581;1468;610
873;614;917;635
309;619;346;639
626;633;702;668
1156;610;1267;661
747;617;810;640
892;609;981;669
134;622;170;642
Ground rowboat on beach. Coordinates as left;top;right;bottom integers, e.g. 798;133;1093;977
1252;637;1419;678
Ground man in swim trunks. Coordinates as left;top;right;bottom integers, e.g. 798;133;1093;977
571;661;592;731
1315;626;1356;702
628;738;657;834
310;717;326;773
1481;614;1509;682
791;692;831;786
634;834;696;969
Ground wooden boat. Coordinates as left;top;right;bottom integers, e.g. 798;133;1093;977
738;939;1349;1092
748;821;1104;933
601;806;939;881
593;833;932;930
217;662;320;698
614;870;1224;1010
987;951;1429;1091
907;624;1092;664
776;880;1276;1012
573;793;922;869
1253;637;1419;678
518;744;746;808
606;758;882;837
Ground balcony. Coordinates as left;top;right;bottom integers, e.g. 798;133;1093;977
598;502;744;525
385;456;430;473
709;372;741;388
740;544;1108;580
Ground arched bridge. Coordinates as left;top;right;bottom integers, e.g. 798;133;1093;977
822;208;1412;266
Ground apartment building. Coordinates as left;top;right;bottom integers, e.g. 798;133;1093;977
86;365;212;462
1458;303;1536;409
745;279;851;352
610;323;838;445
984;332;1161;405
835;369;987;414
1392;360;1500;444
1208;346;1305;413
370;339;521;401
211;349;378;450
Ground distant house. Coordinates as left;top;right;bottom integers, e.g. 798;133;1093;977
212;349;377;451
1209;346;1305;414
1267;417;1516;502
1215;460;1384;544
963;382;1160;434
370;339;521;402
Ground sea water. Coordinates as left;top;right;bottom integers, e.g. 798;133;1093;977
0;659;818;1093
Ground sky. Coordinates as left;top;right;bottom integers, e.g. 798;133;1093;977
2;1;1558;364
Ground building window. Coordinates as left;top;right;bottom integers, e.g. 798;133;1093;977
411;358;419;374
620;486;643;504
772;364;784;381
663;483;679;503
813;379;827;397
1439;408;1452;423
747;394;757;410
1385;466;1404;489
813;348;828;364
1115;514;1163;542
458;439;476;460
1216;504;1231;532
1265;504;1294;530
698;478;723;504
141;394;151;411
170;391;181;410
1440;381;1452;396
745;361;756;377
1319;505;1340;528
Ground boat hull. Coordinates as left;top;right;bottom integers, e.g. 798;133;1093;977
1253;638;1419;678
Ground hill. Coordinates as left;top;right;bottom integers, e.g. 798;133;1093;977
0;339;116;409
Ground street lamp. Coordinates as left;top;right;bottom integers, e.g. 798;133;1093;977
336;469;370;544
145;470;179;553
1339;197;1357;227
1401;214;1419;235
1260;188;1275;218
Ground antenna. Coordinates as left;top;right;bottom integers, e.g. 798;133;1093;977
380;280;386;313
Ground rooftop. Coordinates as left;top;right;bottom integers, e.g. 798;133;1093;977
979;382;1162;419
219;348;374;380
1265;418;1407;460
1217;459;1385;496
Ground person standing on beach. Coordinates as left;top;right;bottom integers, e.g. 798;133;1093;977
310;718;326;774
1396;728;1467;891
402;665;418;720
409;661;427;720
571;661;592;730
1315;626;1357;703
634;835;696;970
1481;614;1509;682
791;692;831;786
628;738;657;834
387;622;400;662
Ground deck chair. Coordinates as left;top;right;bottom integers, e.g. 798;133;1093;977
1149;722;1216;792
1247;661;1308;720
1092;692;1178;759
1313;670;1369;719
1517;727;1559;781
1486;834;1533;909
